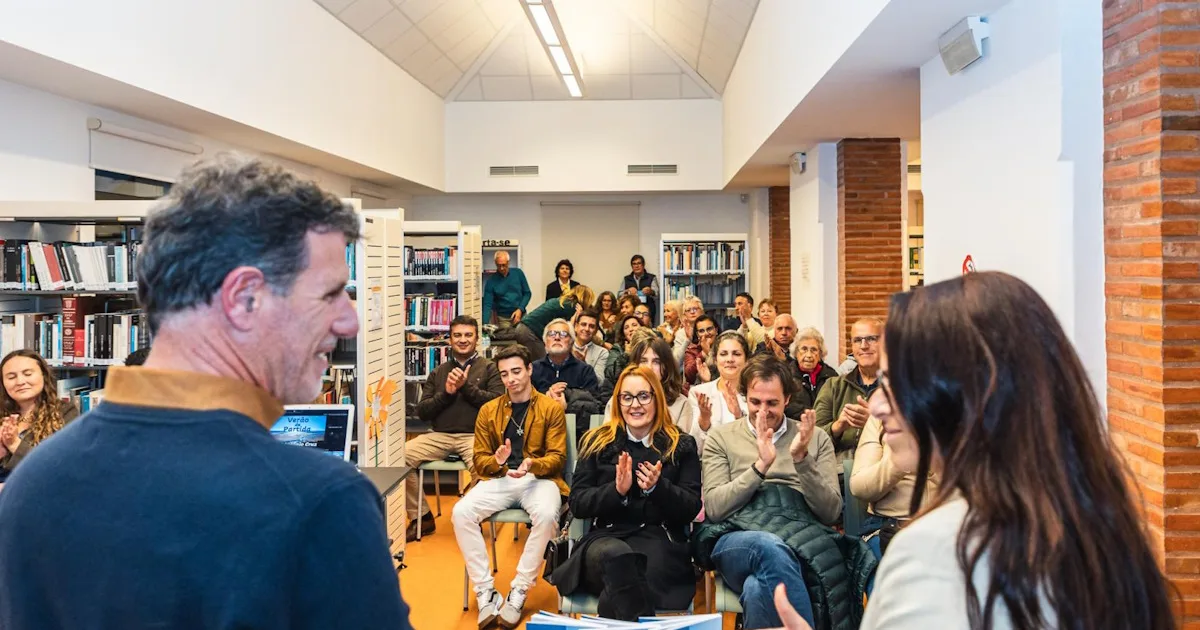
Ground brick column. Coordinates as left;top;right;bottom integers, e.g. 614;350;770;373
837;139;904;357
1104;0;1200;620
768;186;791;313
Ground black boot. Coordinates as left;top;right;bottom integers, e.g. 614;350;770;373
405;512;436;542
596;552;655;621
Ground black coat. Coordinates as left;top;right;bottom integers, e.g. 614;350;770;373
551;431;702;609
545;279;581;301
785;361;838;418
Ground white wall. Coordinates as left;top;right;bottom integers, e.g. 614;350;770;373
445;100;724;193
789;144;840;354
920;0;1104;391
722;0;890;184
0;78;393;202
407;193;751;296
0;0;444;190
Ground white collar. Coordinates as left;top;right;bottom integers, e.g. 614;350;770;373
626;427;653;447
746;416;787;445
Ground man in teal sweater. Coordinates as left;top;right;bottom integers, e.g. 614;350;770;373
483;250;532;325
0;155;412;629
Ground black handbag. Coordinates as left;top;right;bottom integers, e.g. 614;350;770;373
543;510;573;583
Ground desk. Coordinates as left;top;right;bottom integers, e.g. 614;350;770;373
362;466;410;499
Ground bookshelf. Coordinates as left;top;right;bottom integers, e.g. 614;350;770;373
399;221;481;437
0;201;153;402
658;233;750;322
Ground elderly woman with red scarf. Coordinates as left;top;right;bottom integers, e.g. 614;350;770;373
784;327;837;418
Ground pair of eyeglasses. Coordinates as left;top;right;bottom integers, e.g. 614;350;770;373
697;326;717;335
852;335;880;346
618;391;654;407
685;307;701;313
798;346;821;355
547;330;571;340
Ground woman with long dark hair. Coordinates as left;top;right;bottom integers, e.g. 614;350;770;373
603;337;695;432
597;291;620;339
831;272;1174;629
0;350;79;478
551;365;702;620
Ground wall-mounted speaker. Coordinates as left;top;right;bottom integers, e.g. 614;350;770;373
939;16;990;75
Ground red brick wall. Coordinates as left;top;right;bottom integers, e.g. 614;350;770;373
837;139;904;357
1104;1;1200;621
768;186;791;314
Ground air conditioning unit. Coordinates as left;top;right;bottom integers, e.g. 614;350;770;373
939;16;990;75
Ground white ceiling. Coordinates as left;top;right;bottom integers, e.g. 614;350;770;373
314;0;759;100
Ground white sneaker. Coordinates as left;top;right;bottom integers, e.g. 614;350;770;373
498;588;528;628
476;589;504;629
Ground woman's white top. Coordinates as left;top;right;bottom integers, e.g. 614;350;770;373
862;497;1032;629
686;378;748;452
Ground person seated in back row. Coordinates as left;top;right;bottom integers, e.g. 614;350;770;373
814;318;883;462
551;365;702;620
453;344;568;629
0;350;80;481
692;357;874;630
406;315;504;541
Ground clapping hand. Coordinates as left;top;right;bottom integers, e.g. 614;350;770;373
507;457;533;478
695;392;714;431
548;382;567;409
615;452;634;496
494;438;513;467
636;460;662;492
834;396;870;434
766;337;786;361
754;408;777;473
445;368;466;395
721;379;744;419
789;410;816;461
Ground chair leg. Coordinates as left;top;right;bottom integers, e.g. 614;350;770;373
705;571;713;613
462;566;469;611
513;522;519;541
490;521;499;574
416;469;424;541
434;470;442;517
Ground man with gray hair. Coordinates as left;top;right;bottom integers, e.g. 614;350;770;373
483;250;532;327
0;155;412;629
532;318;600;407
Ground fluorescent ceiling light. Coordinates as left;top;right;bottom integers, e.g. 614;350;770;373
529;4;559;46
549;46;572;74
563;75;582;98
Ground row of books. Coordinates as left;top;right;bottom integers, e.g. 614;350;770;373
662;242;745;274
405;344;450;379
405;294;458;330
56;375;107;414
7;309;152;367
404;246;458;278
0;240;140;291
665;277;745;308
319;366;355;406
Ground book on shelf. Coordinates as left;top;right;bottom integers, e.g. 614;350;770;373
320;366;356;406
662;242;745;274
404;245;458;278
344;243;357;286
664;277;743;307
404;344;450;379
405;294;457;329
0;239;140;292
3;308;151;367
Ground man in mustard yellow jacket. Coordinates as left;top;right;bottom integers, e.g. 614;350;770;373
452;344;568;629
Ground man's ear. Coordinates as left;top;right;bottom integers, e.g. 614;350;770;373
220;266;268;332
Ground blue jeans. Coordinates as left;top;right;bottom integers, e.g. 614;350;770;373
711;531;815;630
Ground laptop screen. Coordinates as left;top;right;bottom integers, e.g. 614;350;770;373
269;405;354;462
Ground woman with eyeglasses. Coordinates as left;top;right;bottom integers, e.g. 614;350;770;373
686;331;749;452
783;327;837;417
603;337;696;433
683;315;719;389
773;272;1175;630
551;365;702;621
671;296;705;364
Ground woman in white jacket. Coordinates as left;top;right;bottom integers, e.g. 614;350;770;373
687;331;749;451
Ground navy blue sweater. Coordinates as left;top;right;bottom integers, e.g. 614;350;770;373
0;401;411;630
532;353;600;394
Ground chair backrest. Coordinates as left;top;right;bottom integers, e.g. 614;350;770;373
564;413;578;487
842;458;869;537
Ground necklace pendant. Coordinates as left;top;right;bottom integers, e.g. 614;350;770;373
517;427;524;437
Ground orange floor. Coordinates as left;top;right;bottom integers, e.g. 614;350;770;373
399;495;736;630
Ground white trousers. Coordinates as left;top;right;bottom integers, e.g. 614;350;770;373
451;475;562;595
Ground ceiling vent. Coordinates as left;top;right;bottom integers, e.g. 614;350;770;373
627;164;678;175
489;165;539;177
907;164;922;174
